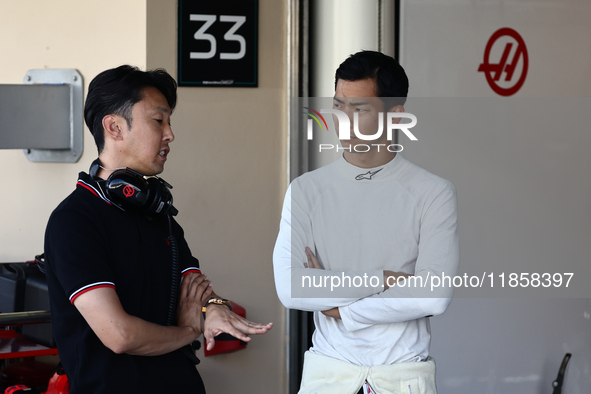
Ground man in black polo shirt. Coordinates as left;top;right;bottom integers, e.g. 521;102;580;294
44;65;273;393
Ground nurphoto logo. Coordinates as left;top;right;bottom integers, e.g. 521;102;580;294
303;107;418;153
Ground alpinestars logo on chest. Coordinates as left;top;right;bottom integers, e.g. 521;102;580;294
355;168;383;181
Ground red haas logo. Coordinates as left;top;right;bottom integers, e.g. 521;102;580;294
478;28;529;96
122;185;135;198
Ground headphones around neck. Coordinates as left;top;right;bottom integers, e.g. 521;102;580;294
89;158;178;216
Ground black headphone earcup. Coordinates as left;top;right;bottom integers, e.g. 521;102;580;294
145;177;167;214
145;177;176;215
102;169;176;216
89;158;102;178
104;170;150;209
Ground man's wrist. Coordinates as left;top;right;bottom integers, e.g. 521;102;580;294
202;298;232;318
177;323;200;341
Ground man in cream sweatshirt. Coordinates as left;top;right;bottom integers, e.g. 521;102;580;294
273;51;459;394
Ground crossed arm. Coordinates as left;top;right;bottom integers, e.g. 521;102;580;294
272;181;459;330
303;247;412;320
74;272;272;355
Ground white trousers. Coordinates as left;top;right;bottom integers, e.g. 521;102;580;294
298;351;437;394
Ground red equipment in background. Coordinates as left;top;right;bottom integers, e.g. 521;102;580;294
41;368;69;394
2;257;249;393
204;301;248;356
1;259;63;394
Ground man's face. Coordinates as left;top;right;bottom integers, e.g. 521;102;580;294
118;86;174;176
333;78;387;149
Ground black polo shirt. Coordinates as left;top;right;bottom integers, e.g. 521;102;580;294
45;172;205;393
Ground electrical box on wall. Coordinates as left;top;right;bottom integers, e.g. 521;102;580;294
0;69;84;163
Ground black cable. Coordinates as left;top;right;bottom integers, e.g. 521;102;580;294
35;253;46;274
166;214;180;326
166;213;200;365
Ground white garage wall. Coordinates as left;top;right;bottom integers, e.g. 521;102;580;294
399;1;591;393
0;0;146;262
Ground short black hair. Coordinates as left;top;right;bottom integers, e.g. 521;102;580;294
84;65;177;154
334;50;409;109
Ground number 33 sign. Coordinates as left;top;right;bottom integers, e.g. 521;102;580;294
178;0;258;87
